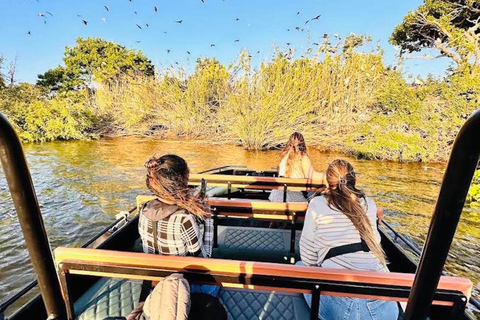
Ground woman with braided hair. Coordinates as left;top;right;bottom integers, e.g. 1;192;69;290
269;132;326;202
298;159;398;319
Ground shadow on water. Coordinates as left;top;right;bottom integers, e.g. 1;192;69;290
0;137;478;314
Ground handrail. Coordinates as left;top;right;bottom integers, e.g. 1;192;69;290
404;110;480;320
0;113;66;319
190;173;325;188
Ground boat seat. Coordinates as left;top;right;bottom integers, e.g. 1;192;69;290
216;226;300;262
74;278;310;320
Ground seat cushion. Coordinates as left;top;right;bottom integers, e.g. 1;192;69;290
216;226;300;262
219;287;310;320
74;278;311;320
74;278;142;320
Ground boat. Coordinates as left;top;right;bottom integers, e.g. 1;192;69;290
0;110;479;320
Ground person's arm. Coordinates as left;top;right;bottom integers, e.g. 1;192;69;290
299;201;320;266
202;217;213;258
180;215;203;257
303;156;327;186
376;207;383;225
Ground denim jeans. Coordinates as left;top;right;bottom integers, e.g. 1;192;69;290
295;261;398;320
303;294;399;320
190;283;220;297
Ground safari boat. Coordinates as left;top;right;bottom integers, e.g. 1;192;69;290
0;111;479;320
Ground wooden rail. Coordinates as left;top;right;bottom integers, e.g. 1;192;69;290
54;247;472;320
189;174;326;191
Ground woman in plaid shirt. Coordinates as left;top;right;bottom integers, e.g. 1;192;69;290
139;154;213;258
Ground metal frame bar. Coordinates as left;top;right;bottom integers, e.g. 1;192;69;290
404;110;480;320
0;113;66;320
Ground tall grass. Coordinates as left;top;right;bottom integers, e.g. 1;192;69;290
3;36;479;162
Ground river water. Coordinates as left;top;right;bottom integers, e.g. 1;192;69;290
0;137;479;315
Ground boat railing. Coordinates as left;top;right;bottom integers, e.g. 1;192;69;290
53;247;473;320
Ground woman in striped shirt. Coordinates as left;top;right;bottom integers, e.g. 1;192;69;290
299;159;398;320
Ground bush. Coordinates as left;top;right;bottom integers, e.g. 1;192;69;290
0;84;91;142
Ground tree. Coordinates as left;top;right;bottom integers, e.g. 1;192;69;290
0;55;6;89
63;37;154;88
390;0;480;67
37;66;76;92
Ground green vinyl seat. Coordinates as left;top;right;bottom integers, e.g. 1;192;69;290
74;278;310;320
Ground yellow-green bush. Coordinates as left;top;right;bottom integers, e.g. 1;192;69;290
0;84;91;142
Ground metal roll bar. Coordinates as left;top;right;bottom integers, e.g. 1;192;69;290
404;109;480;320
0;113;66;320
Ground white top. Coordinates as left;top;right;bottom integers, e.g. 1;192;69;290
299;195;388;272
278;154;312;178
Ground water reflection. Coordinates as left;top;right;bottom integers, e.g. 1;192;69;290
0;137;478;312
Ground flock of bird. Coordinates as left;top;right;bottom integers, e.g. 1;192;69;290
27;1;323;61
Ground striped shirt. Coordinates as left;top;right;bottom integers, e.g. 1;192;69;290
299;195;388;272
138;199;213;258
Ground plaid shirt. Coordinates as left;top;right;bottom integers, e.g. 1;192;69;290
138;200;213;258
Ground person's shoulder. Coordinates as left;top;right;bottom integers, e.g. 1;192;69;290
309;194;328;208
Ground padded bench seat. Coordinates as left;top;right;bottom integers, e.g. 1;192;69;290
74;278;310;320
215;226;301;263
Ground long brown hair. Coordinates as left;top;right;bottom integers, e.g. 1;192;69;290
145;154;211;219
281;132;308;177
324;159;386;265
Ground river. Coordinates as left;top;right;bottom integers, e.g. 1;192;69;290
0;137;478;316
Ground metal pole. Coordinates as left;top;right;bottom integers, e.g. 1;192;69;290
0;113;66;320
404;110;480;320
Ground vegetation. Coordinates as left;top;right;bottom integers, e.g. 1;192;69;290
467;170;480;206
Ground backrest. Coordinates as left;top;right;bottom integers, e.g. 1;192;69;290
54;247;472;320
189;174;325;191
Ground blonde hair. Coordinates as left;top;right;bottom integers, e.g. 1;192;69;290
281;132;308;177
325;159;386;266
145;154;211;219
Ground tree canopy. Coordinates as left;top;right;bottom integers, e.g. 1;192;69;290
390;0;480;67
37;38;155;91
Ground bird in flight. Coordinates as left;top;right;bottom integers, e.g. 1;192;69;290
175;20;183;24
297;11;300;15
167;49;171;53
136;24;142;29
154;6;158;12
287;42;291;46
187;51;191;54
135;41;141;43
313;42;319;46
235;18;239;21
82;20;88;25
210;44;215;47
134;11;138;15
234;39;240;43
145;23;149;27
27;31;32;35
104;6;109;12
306;14;321;24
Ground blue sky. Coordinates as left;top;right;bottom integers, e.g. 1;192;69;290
0;0;452;83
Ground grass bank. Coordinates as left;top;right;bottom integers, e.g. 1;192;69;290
1;39;479;163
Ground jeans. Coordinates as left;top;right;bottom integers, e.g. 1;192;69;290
295;261;398;320
190;283;220;297
303;294;399;320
